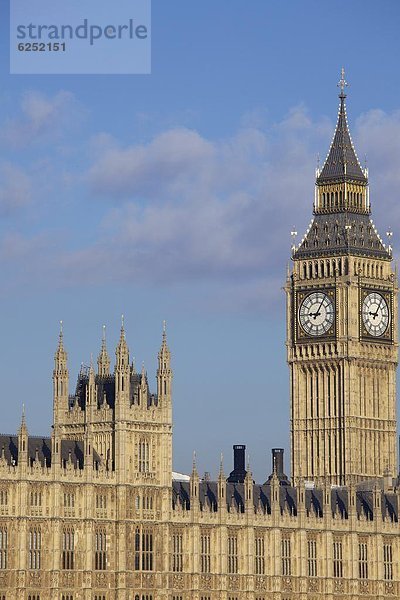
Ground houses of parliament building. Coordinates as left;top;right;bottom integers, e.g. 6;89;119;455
1;72;400;600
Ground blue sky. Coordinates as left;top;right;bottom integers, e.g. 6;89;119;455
1;0;400;481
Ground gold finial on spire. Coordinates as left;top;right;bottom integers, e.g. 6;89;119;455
337;66;348;98
102;324;106;344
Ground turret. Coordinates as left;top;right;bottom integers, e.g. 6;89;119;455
53;321;69;424
97;325;110;376
270;469;280;518
157;321;172;406
18;406;28;467
190;452;200;512
115;316;130;403
244;460;254;514
87;359;96;407
83;359;96;472
139;362;148;406
217;454;226;514
114;317;131;479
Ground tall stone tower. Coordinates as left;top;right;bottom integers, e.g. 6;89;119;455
287;70;398;486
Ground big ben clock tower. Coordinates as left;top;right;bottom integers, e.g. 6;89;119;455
287;70;398;486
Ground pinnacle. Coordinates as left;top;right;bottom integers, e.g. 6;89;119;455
116;316;129;358
54;320;67;364
19;404;28;434
317;71;366;184
192;450;198;476
98;325;111;375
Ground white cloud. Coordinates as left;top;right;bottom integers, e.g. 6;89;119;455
3;101;400;313
78;104;400;309
88;128;216;198
0;163;32;215
2;90;83;147
77;107;326;299
355;109;400;213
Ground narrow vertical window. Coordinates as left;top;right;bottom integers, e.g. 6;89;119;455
134;526;141;570
172;532;183;572
307;538;317;577
138;440;150;473
227;534;238;574
358;541;368;579
28;527;41;570
142;529;153;571
200;532;211;573
62;528;74;570
95;529;107;570
281;536;291;576
0;527;7;569
0;489;8;506
255;535;265;575
333;540;343;578
383;543;393;581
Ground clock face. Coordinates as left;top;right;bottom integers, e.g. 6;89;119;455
298;291;335;337
362;292;389;337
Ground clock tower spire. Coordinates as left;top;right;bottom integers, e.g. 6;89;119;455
287;70;397;486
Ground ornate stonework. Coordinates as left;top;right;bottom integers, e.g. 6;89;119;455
0;74;399;600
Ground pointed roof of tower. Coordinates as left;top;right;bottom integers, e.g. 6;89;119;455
317;68;367;184
219;453;225;478
54;320;67;364
97;325;111;375
158;320;171;359
191;451;199;478
18;404;28;436
293;70;391;261
89;355;95;380
116;315;129;356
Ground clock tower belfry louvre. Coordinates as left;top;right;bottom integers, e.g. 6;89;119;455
287;70;398;486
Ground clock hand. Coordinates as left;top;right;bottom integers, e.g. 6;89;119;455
317;296;325;312
369;298;384;320
314;297;326;318
308;296;326;319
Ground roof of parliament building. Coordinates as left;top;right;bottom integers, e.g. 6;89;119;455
0;424;398;522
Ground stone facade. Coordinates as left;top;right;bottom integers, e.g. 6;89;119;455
288;75;398;486
0;74;399;600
